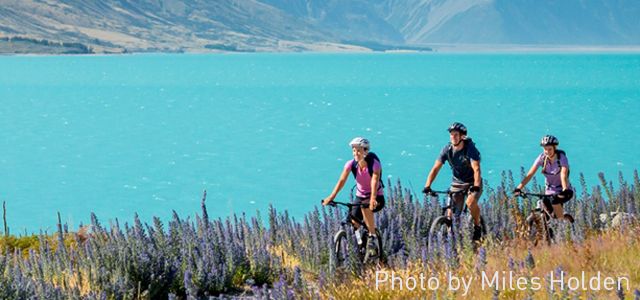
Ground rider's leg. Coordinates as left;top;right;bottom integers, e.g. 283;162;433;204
350;220;360;229
465;188;483;241
364;195;385;258
552;203;563;219
363;207;379;258
349;205;362;230
466;189;482;226
551;190;573;222
358;206;378;258
362;195;385;235
450;192;465;218
362;207;376;234
551;204;572;221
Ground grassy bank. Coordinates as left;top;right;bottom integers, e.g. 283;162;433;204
0;170;639;299
325;227;640;299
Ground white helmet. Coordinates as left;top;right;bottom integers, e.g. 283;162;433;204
349;137;370;150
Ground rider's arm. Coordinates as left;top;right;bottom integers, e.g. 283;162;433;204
560;166;569;191
471;160;482;187
559;154;570;191
324;167;350;204
516;162;539;190
424;159;444;188
370;168;381;204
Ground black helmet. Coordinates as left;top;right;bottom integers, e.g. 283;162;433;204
447;122;467;135
540;135;559;146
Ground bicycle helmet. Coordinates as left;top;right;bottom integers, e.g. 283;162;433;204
349;137;370;150
447;122;467;135
540;135;559;146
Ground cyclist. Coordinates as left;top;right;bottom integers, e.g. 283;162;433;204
322;137;385;258
423;122;484;241
513;135;574;222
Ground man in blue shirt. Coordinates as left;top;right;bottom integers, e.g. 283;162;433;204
423;122;484;241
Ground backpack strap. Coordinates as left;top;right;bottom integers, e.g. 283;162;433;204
350;153;385;190
556;149;569;177
350;159;358;178
555;150;565;165
367;152;384;188
540;150;569;177
446;140;470;167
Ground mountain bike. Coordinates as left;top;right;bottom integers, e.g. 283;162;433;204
426;188;486;249
518;192;574;246
323;200;384;267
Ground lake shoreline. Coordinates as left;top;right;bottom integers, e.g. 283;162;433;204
2;45;640;56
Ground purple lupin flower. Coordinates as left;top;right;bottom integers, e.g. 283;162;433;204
250;284;265;300
271;274;287;300
318;270;325;290
525;250;535;270
201;189;209;227
421;246;428;270
475;247;487;274
443;236;458;269
184;267;198;298
293;266;303;292
507;256;515;271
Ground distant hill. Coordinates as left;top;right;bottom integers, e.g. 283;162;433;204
0;0;638;54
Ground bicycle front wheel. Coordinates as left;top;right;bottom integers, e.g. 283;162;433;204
333;230;349;267
429;216;452;250
526;213;548;246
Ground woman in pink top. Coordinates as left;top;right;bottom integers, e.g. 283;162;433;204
322;137;385;257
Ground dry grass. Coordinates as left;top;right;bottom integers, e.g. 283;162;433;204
319;226;640;299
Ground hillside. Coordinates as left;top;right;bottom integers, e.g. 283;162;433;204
0;0;638;53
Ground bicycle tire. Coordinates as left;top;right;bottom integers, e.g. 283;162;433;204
429;216;453;251
333;230;349;267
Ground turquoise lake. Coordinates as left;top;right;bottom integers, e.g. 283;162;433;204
0;53;639;233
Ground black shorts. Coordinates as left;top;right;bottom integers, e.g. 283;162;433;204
542;189;574;211
349;195;385;223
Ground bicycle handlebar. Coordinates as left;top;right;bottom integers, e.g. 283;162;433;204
423;189;467;197
427;190;449;196
517;192;552;199
321;200;370;208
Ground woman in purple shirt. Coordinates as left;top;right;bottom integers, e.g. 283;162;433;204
322;137;385;257
513;135;574;221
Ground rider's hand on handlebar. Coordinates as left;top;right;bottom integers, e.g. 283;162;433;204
558;189;573;199
321;197;334;206
422;186;432;195
513;188;522;196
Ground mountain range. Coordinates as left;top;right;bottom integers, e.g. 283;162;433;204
0;0;638;53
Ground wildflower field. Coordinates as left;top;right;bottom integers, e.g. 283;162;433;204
1;170;639;299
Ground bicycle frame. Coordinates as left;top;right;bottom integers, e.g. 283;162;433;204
426;187;486;251
327;201;369;229
520;192;555;220
428;189;469;218
518;192;561;246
